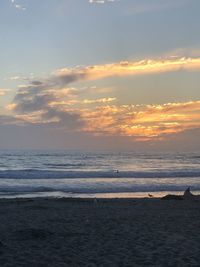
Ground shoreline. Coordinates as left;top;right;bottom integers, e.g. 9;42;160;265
0;189;199;200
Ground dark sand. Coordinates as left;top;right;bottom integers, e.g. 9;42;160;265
0;197;200;266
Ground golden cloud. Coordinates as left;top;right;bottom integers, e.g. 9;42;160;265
55;57;200;83
80;100;200;140
0;88;11;96
8;56;200;141
83;97;116;104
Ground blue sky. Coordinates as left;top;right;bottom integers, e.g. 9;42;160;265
0;0;200;150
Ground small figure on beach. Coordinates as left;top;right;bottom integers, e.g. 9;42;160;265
183;187;194;199
116;169;119;174
148;194;154;198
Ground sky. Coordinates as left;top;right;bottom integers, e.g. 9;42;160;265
0;0;200;151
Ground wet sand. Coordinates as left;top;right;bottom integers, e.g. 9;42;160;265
0;197;200;266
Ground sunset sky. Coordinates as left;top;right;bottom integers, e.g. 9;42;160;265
0;0;200;150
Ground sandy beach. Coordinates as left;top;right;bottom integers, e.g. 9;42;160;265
0;197;200;266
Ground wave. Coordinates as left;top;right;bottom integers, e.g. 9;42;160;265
43;163;86;168
0;182;200;195
0;169;199;179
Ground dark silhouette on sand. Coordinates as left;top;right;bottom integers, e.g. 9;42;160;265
162;187;195;200
183;187;194;199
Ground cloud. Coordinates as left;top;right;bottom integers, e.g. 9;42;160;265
5;56;200;95
0;89;11;96
83;97;116;104
10;0;26;11
6;74;33;81
8;76;22;81
10;77;200;141
53;56;200;84
88;0;193;14
81;101;200;141
89;0;116;4
6;55;200;141
8;80;84;129
7;0;191;13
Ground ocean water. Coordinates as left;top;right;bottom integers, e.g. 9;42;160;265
0;150;200;198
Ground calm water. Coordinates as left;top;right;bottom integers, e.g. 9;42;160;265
0;150;199;198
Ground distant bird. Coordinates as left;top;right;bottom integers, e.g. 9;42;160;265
148;194;154;198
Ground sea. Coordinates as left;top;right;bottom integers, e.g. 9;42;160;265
0;150;200;198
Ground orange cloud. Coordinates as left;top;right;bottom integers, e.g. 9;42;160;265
80;100;200;140
8;56;200;141
83;97;116;104
55;57;200;83
7;82;200;141
0;89;11;96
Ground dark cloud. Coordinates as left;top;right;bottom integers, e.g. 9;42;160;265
30;81;44;86
51;72;87;87
12;72;84;130
13;68;87;114
42;108;84;129
15;93;53;113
